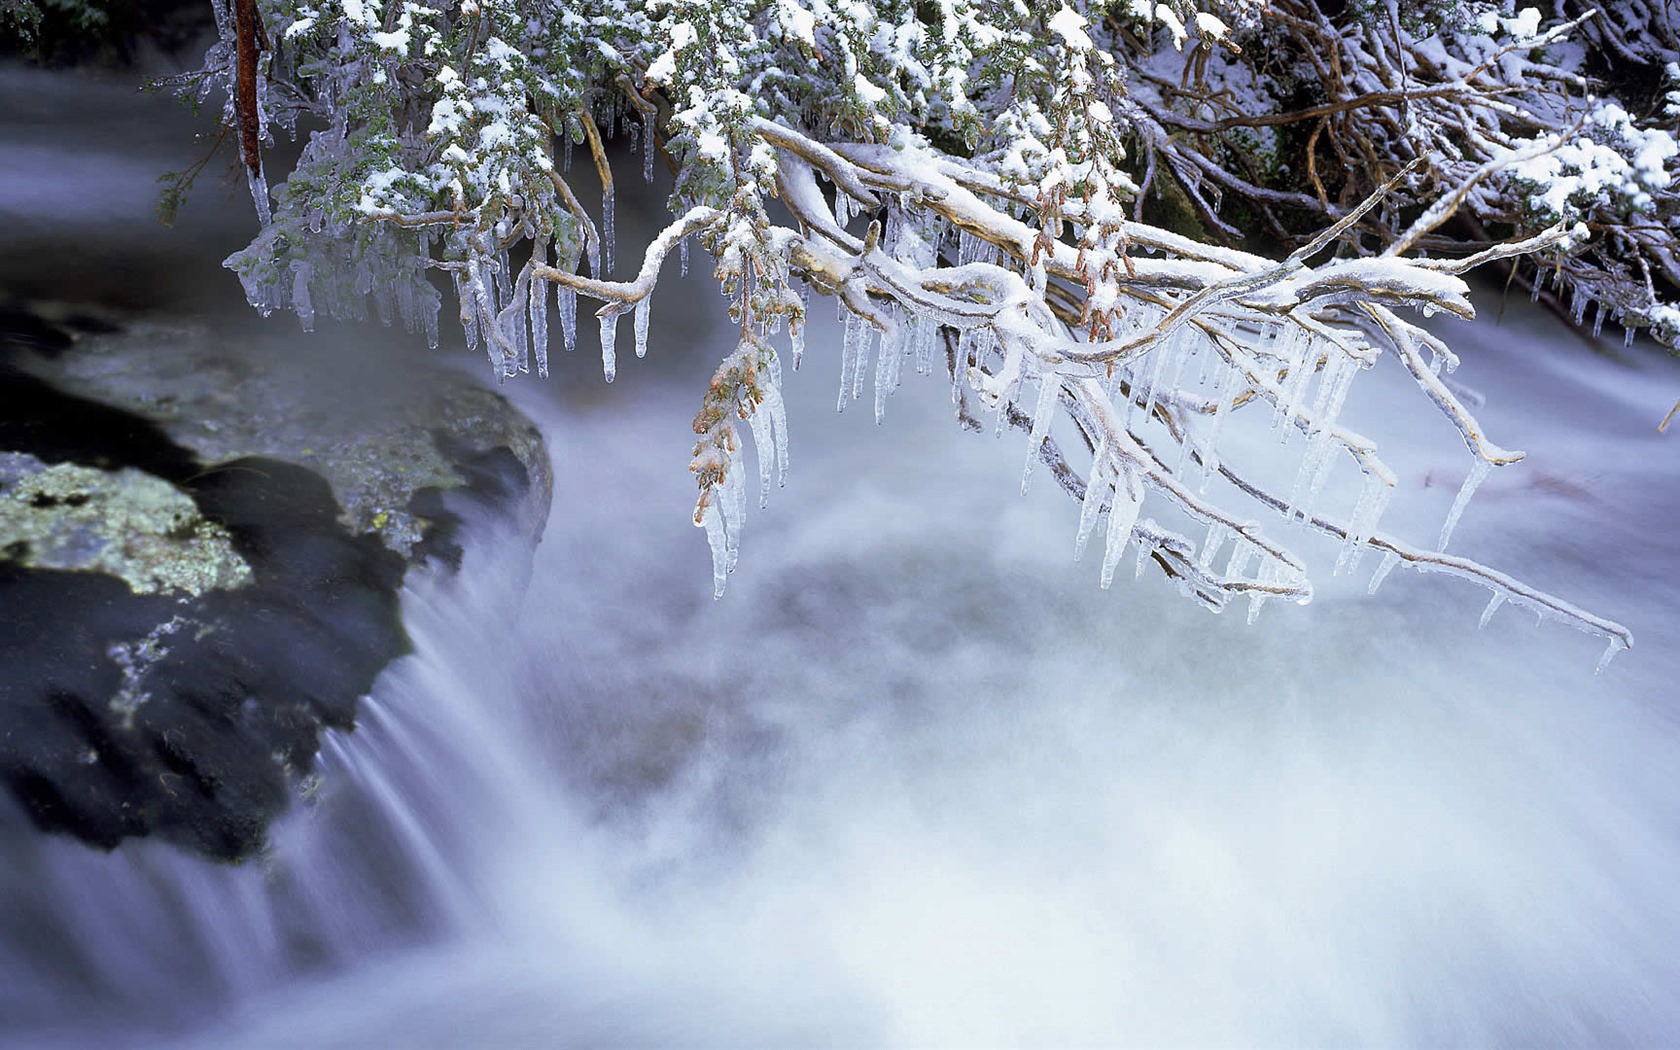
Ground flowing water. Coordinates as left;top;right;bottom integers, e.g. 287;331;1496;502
5;65;1680;1048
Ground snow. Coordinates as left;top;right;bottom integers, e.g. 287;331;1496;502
1193;11;1229;39
1048;5;1092;51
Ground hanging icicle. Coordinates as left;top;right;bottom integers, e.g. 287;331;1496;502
633;295;652;359
1438;457;1491;550
600;312;618;381
837;310;862;412
1022;373;1061;494
1099;465;1142;589
1074;435;1112;560
1367;551;1401;595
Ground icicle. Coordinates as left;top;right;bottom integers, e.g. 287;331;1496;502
883;206;904;259
913;316;937;375
1278;338;1318;442
1336;475;1392;573
1479;593;1504;629
1021;373;1061;494
1313;352;1358;433
528;239;550;375
760;373;789;488
747;394;775;508
599;312;618;382
852;325;872;403
1166;331;1195;405
246;166;271;225
1139;327;1176;420
602;186;616;276
1199;363;1243;490
1288;432;1337;522
633;296;651;359
1289;353;1354;517
1269;327;1302;430
1099;468;1142;589
1073;437;1111;560
1596;637;1624;675
1367;551;1401;595
494;247;512;305
949;337;965;406
837;311;861;411
1590;301;1606;340
724;459;746;564
835;188;852;228
456;275;479;352
642;110;656;183
508;277;530;376
1438;457;1491;550
1247;561;1281;623
680;235;690;278
1198;521;1229;569
1624;325;1636;349
583;225;601;280
291;262;315;332
559;285;578;353
699;501;729;598
1227;538;1255;582
790;318;806;370
874;321;896;424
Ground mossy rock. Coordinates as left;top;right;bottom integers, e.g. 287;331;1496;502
0;306;551;860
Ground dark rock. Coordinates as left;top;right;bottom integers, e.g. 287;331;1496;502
0;307;551;860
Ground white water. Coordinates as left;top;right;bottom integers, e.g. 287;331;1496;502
6;66;1680;1047
8;294;1680;1047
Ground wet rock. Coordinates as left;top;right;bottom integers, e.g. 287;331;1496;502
0;308;551;860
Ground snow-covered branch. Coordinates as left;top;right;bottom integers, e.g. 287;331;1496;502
191;0;1647;664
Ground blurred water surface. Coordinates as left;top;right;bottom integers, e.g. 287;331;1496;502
4;63;1680;1049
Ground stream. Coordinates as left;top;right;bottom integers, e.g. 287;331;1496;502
4;64;1680;1048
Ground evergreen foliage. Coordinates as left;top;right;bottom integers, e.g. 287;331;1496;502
180;0;1674;661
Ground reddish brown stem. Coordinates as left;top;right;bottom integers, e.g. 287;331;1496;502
234;0;262;178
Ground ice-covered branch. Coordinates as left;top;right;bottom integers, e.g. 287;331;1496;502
197;0;1645;662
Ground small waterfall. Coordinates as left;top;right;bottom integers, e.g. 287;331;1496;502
0;505;543;1046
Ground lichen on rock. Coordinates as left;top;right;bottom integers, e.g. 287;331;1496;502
0;452;252;595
